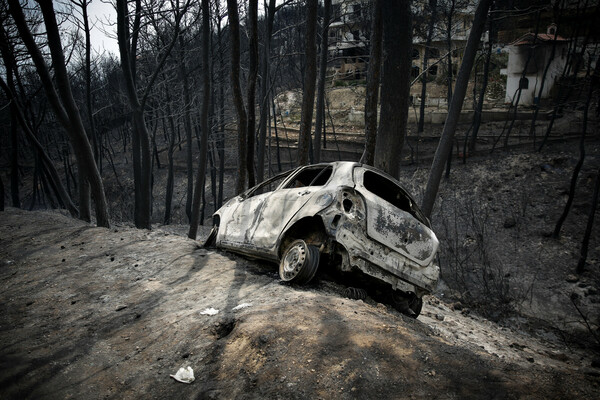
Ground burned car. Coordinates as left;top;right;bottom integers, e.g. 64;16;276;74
205;162;439;317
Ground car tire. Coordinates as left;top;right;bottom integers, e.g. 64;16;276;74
279;239;320;285
409;296;423;318
391;290;422;318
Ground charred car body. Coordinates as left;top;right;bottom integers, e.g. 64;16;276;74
205;162;439;317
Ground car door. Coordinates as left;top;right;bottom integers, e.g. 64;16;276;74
249;165;334;253
220;171;291;250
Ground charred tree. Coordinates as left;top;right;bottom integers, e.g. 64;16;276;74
0;175;4;211
215;2;226;206
418;0;438;134
553;61;598;239
577;167;600;274
444;0;456;105
538;4;598;152
528;1;563;143
361;0;383;166
227;0;248;193
7;0;109;227
257;0;277;183
116;0;185;229
374;0;413;178
421;0;492;218
0;76;79;217
176;35;196;223
313;0;331;164
469;8;493;152
246;0;258;187
297;0;318;166
0;21;20;208
188;0;211;239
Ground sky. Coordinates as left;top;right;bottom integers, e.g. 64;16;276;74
83;0;282;58
87;1;119;56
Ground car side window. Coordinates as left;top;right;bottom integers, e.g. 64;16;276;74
284;166;333;189
245;171;290;198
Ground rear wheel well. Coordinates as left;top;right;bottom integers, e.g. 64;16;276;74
278;216;328;259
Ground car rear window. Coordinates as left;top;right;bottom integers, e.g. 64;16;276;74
362;170;427;225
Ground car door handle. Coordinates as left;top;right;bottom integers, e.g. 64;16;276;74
298;190;311;196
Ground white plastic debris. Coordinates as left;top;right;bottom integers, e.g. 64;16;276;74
200;307;219;315
170;366;195;384
232;303;252;311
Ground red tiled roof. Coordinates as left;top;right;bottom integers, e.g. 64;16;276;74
511;32;569;46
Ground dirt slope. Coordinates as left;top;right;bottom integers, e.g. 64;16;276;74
0;208;599;399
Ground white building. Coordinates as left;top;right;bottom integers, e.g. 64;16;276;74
503;25;569;105
328;0;369;80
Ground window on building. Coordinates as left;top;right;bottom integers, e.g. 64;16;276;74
411;66;420;79
332;4;341;21
429;48;440;58
429;65;438;76
354;4;362;18
412;49;420;59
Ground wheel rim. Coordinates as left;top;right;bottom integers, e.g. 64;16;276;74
281;241;307;281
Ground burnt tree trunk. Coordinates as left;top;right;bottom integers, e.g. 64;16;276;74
297;0;318;166
528;1;563;142
361;0;383;166
538;4;598;152
257;0;277;183
227;0;248;193
469;10;493;152
446;0;456;105
117;0;183;228
313;0;331;164
179;36;195;223
216;3;225;207
246;0;258;187
8;0;108;226
0;175;4;211
189;0;211;239
374;0;413;178
421;0;492;217
0;22;21;208
577;166;600;274
0;76;79;217
418;0;438;134
553;61;598;238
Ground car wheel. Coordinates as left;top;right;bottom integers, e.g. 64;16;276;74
279;239;319;285
391;290;422;318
